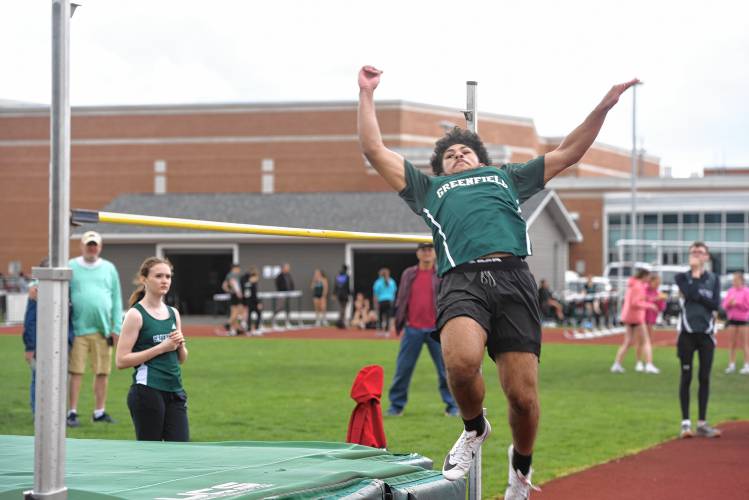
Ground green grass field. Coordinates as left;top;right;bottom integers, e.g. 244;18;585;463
2;335;748;499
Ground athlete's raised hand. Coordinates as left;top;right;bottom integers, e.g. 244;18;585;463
358;66;382;92
599;78;640;111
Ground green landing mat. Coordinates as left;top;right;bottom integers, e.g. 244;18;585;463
0;436;464;499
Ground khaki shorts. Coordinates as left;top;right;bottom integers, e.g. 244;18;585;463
69;334;112;375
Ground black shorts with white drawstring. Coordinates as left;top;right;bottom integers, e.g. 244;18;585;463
435;257;542;360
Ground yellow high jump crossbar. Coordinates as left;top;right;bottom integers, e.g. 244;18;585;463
71;209;433;244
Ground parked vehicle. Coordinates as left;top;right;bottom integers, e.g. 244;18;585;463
604;261;653;291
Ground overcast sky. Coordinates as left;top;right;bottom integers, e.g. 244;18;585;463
3;0;748;177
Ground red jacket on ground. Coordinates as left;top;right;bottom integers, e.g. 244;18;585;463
346;365;387;448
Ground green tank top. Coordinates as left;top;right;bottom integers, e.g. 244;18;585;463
131;303;183;392
399;156;545;276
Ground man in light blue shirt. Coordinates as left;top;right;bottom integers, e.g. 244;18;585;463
67;231;123;427
373;268;397;332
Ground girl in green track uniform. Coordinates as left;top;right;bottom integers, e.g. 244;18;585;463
116;257;189;441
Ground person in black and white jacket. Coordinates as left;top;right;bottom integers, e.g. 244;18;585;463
674;241;722;439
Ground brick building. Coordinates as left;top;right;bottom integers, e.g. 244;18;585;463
0;99;660;278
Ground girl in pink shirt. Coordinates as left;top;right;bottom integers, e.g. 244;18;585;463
722;272;749;374
634;274;667;372
611;269;659;373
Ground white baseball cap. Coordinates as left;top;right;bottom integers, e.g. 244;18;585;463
81;231;102;245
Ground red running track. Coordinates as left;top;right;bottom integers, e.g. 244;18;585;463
538;420;749;500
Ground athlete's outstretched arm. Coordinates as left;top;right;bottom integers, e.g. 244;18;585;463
544;79;640;183
357;66;406;191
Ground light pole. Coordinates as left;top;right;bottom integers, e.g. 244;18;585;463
629;82;642;264
464;81;477;134
26;2;81;499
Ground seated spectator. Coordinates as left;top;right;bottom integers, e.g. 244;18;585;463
351;293;367;329
582;275;603;329
364;299;379;330
538;279;564;323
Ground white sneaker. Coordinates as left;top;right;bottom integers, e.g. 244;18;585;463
680;421;694;439
635;361;644;372
740;364;749;375
725;364;736;374
610;363;625;373
645;363;660;374
504;445;541;499
442;418;491;481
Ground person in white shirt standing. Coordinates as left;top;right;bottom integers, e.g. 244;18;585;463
67;231;123;427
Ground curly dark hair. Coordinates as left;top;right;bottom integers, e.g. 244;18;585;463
430;127;491;175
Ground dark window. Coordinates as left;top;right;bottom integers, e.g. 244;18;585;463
662;213;678;224
608;214;621;225
704;213;722;224
683;213;699;224
727;212;745;224
643;214;658;225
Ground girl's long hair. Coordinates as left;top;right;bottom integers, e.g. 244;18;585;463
128;257;173;307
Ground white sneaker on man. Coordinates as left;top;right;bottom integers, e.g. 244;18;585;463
442;418;491;481
504;445;541;499
645;363;660;374
725;363;736;374
634;361;644;372
610;363;625;373
740;364;749;375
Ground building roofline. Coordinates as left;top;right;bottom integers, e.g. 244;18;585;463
526;190;583;242
1;99;660;163
0;99;535;126
548;175;749;190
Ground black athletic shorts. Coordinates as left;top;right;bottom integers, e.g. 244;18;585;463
230;295;242;306
435;257;542;360
726;319;748;327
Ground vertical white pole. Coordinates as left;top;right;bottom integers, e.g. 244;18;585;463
467;408;486;500
630;85;638;264
26;1;74;498
465;77;483;500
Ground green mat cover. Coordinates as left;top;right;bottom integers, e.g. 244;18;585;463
0;436;464;499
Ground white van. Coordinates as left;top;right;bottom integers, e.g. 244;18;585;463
604;261;653;291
